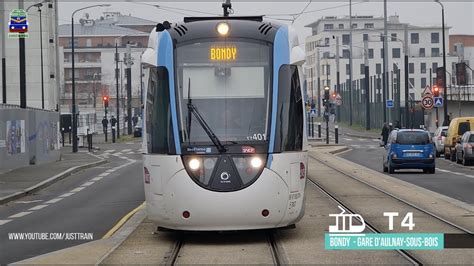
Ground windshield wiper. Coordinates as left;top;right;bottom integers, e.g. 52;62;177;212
187;78;227;153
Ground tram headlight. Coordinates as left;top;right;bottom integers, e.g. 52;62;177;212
188;158;200;170
250;157;263;168
217;22;229;36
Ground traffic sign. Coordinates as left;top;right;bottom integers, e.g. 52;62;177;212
335;94;342;100
434;97;443;107
386;100;394;108
422;85;432;96
422;95;434;109
335;99;342;106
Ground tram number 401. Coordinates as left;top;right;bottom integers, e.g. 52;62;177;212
383;212;415;230
246;133;267;141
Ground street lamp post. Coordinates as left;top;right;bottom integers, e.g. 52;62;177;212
27;2;46;109
71;4;110;153
435;0;448;124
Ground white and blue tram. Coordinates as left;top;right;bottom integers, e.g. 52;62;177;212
142;16;308;231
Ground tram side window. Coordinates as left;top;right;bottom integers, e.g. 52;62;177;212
275;64;303;152
146;67;175;154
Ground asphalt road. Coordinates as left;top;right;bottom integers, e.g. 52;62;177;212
337;137;474;204
0;143;144;264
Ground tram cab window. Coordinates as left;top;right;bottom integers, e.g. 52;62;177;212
274;64;304;152
146;67;175;154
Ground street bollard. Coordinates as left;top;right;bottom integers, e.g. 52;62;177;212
335;125;339;144
307;113;310;136
112;127;116;143
318;123;321;138
89;134;93;151
87;129;91;152
61;128;65;147
311;116;314;138
68;126;72;144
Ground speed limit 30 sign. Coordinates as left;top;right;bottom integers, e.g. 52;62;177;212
422;95;434;109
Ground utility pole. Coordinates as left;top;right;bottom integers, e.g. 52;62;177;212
125;42;132;135
335;36;341;122
348;0;353;126
382;0;388;123
19;0;27;108
404;25;409;129
364;39;370;130
1;1;6;104
317;48;321;117
115;41;120;139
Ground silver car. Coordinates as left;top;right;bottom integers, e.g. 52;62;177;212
432;126;448;157
455;131;474;165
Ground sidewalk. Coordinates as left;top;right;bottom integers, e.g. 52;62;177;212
309;119;380;140
0;147;106;205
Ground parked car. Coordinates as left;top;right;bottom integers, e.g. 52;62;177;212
133;124;142;137
444;117;474;161
454;131;474;165
383;129;435;174
432;126;448;157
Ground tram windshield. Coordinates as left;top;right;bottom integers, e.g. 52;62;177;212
175;40;271;146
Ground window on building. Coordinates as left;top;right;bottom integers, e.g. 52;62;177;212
411;33;419;44
409;92;415;100
324;24;334;30
360;64;365;74
325;38;330;45
431;32;440;43
342;49;350;58
433;78;436;85
376;63;382;74
421;63;426;74
363;34;368;41
380;48;384;58
322;52;330;58
432;62;438;73
432;48;440;57
326;79;331;87
352;23;358;29
409;78;415;89
342;34;350;45
338;23;344;29
391;33;397;41
421;77;427;88
368;49;374;59
346;64;351;75
364;23;374;29
409;63;415;74
325;65;331;75
392;48;401;58
419;48;425;57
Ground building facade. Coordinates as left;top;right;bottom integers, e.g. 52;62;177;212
450;34;474;85
304;15;458;109
0;0;61;110
58;12;156;117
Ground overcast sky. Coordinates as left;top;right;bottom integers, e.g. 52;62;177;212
58;1;474;43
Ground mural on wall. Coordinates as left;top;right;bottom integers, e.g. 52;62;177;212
6;120;26;155
37;120;60;154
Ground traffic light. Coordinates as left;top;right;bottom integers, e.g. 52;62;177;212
332;92;336;99
103;96;109;108
324;86;330;105
432;85;440;97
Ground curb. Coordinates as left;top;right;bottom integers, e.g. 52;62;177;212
0;158;107;205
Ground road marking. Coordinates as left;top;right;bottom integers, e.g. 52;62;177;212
436;168;450;172
103;202;145;239
112;152;123;156
15;200;43;204
29;204;48;211
343;138;353;141
120;156;128;160
127;152;135;154
59;192;75;198
9;212;32;218
45;198;63;204
106;169;115;173
92;176;103;181
81;181;95;187
70;187;85;193
98;172;110;177
122;149;131;152
0;220;12;226
104;149;115;153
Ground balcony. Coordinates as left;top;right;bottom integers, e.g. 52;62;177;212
63;59;101;68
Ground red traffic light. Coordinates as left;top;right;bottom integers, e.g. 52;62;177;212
432;86;440;96
332;93;336;98
103;96;108;101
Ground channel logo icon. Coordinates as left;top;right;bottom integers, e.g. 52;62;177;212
8;9;29;39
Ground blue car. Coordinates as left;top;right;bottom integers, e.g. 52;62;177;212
383;129;436;174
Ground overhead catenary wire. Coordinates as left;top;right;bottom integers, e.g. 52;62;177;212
292;0;313;23
265;1;366;18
